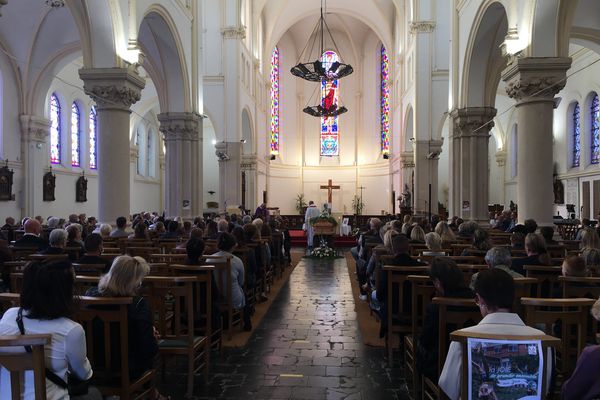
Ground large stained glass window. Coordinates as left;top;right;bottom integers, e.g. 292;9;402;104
270;47;280;155
321;51;339;156
592;94;600;164
89;107;97;169
50;93;61;164
381;45;390;155
573;103;580;168
71;102;81;167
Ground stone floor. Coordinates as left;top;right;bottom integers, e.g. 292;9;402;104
158;252;408;399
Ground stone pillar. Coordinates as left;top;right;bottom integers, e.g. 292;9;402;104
19;115;50;216
413;140;443;215
399;151;415;208
79;67;145;225
502;57;571;226
241;155;257;211
158;112;203;219
215;141;242;210
450;107;497;222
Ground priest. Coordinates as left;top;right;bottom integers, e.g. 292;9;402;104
304;200;321;250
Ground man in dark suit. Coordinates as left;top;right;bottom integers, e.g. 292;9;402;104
13;219;47;250
77;233;111;273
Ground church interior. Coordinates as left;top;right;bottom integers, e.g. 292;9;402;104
0;0;600;399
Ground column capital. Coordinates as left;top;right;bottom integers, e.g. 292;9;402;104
409;20;436;34
450;107;497;138
158;112;203;142
79;67;146;111
399;151;415;168
495;150;507;167
129;145;138;162
501;57;571;102
241;154;257;170
221;26;246;40
19;115;51;143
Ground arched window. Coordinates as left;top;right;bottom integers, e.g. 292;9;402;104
147;129;155;178
89;107;97;169
591;94;600;164
321;50;339;157
49;93;61;164
573;103;580;168
269;46;280;155
71;102;81;167
380;45;390;155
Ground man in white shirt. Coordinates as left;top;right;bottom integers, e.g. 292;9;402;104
439;269;549;400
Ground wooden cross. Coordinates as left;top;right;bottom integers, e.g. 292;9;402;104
320;179;341;204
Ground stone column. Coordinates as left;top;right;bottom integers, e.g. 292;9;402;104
241;155;257;211
398;151;415;208
413;139;443;215
502;57;571;226
158;112;203;219
79;68;145;225
19;115;50;216
449;107;496;222
215;141;242;211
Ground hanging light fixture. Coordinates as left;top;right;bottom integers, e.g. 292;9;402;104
291;0;353;82
45;0;65;7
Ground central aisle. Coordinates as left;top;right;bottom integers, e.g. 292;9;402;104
169;252;408;399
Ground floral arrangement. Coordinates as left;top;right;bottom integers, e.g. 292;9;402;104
309;214;338;226
311;245;337;258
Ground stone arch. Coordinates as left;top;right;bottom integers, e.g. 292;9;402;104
461;1;508;108
530;0;579;58
138;7;190;113
241;107;254;155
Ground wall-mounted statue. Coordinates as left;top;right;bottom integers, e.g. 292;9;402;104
43;169;56;202
0;160;14;201
76;173;87;202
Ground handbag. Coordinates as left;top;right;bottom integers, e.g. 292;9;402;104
16;308;90;396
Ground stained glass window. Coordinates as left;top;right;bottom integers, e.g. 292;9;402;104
573;103;580;168
381;45;390;155
49;93;61;164
89;107;97;169
269;47;280;155
592;94;600;164
321;51;339;157
71;102;80;167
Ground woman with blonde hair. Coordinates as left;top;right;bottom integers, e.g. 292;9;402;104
423;232;446;256
435;221;456;244
86;256;169;400
410;225;426;243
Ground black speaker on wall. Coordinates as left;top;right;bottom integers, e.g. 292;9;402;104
263;191;267;204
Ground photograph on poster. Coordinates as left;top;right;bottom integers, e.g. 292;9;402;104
467;338;543;400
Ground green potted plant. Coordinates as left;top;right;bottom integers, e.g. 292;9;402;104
295;194;307;215
352;195;364;215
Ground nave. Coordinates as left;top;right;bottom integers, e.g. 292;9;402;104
158;252;406;400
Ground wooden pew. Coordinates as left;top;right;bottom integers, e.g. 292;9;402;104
524;265;562;297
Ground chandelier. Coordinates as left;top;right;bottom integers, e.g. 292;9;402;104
291;0;352;118
45;0;65;8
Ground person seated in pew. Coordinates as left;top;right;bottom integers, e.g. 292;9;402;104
39;229;68;255
422;232;446;256
582;247;600;276
205;220;219;240
470;247;523;290
370;233;426;337
561;255;589;277
66;224;85;259
207;232;252;331
562;298;600;400
76;233;111;273
109;216;130;238
510;231;525;251
581;228;600;251
1;216;16;242
0;260;102;400
177;227;204;250
575;218;593;241
540;226;559;246
185;237;221;328
360;228;398;298
417;258;473;381
439;269;550;400
159;220;180;240
129;221;150;240
510;233;551;275
434;221;456;246
13;218;47;250
409;225;426;244
461;228;491;256
457;220;478;240
85;255;169;400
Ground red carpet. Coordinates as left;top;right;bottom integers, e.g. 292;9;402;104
289;229;357;247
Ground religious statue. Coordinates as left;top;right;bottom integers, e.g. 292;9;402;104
43;169;56;202
553;175;565;204
401;184;412;208
76;173;88;202
0;160;14;201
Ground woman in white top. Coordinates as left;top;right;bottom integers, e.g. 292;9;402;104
0;260;96;400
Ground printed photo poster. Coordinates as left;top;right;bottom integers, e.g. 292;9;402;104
467;338;543;400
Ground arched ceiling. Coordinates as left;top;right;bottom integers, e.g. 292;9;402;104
570;0;600;55
258;0;399;57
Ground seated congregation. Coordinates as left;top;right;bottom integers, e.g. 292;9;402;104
0;211;292;399
351;213;600;400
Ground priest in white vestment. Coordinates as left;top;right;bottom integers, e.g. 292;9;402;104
304;201;321;250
